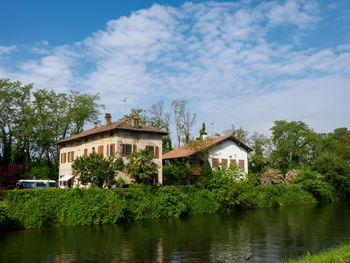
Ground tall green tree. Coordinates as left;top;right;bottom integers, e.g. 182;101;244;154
123;108;149;124
270;120;317;172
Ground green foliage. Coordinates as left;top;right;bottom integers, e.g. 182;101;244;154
283;243;350;263
72;153;124;188
163;160;191;185
0;186;219;230
270;120;318;172
123;108;149;124
249;132;270;173
300;179;336;202
125;150;158;184
29;162;58;180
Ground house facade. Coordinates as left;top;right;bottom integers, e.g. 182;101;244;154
163;134;252;174
57;114;167;188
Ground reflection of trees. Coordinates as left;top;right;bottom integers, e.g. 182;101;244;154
1;202;350;262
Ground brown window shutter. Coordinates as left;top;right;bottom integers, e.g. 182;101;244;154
230;159;236;167
72;151;74;161
107;144;109;157
111;144;115;155
133;144;137;153
221;159;228;168
212;158;219;168
84;149;88;157
155;146;159;158
98;145;104;156
68;152;70;162
64;153;66;163
122;144;126;156
239;160;244;169
145;145;148;152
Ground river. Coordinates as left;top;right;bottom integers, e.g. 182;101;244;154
1;201;350;262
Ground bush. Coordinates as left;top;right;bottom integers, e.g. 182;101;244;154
260;168;284;185
300;179;336;202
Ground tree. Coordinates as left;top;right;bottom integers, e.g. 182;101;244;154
171;100;185;147
224;124;249;144
72;153;124;188
196;122;206;140
171;99;196;146
123;108;149;124
249;132;271;174
149;99;172;153
270;120;317;172
125;150;158;184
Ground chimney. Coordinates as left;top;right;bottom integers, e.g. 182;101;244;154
94;121;98;128
215;133;220;137
202;132;208;141
104;113;111;126
132;116;140;128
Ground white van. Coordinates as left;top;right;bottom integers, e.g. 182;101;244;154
15;180;60;189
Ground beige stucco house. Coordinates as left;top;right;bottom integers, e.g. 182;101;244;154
56;114;167;188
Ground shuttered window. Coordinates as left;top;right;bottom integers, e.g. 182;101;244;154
63;153;66;163
212;158;219;168
125;144;132;155
239;159;245;169
230;159;236;167
98;145;104;156
155;146;159;158
84;149;88;157
110;144;115;155
146;145;154;154
71;151;74;161
122;144;126;156
133;144;137;153
107;144;110;157
221;159;228;168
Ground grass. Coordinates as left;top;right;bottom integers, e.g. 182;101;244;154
283;243;350;263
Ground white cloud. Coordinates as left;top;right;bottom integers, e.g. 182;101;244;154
0;45;16;56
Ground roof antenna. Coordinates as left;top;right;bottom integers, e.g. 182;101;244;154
120;97;130;115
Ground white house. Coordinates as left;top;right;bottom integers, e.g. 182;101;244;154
162;134;252;174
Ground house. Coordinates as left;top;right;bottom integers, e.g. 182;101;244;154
56;114;168;188
162;133;252;175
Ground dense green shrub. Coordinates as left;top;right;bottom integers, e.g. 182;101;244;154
300;180;336;202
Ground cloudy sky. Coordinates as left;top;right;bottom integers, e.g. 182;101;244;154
1;0;349;137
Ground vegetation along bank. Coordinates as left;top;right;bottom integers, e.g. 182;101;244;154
281;243;350;263
0;167;323;232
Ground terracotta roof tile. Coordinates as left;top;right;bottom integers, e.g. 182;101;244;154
57;119;168;144
162;135;252;159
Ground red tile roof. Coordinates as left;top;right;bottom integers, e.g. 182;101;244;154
162;135;252;159
57;119;168;144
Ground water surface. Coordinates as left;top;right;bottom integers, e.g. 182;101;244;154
1;202;350;262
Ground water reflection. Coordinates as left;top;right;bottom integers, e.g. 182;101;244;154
1;202;350;263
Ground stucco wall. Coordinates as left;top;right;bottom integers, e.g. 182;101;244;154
208;139;249;173
59;129;163;186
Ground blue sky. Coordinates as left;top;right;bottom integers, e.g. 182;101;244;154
1;0;350;138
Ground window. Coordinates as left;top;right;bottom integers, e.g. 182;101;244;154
239;160;245;169
230;159;237;167
212;158;219;168
221;159;228;168
110;144;115;155
68;151;74;162
146;145;154;154
36;182;45;187
133;144;137;153
84;149;88;157
126;144;132;155
110;132;114;136
49;182;57;187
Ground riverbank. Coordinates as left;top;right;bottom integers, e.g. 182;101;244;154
283;243;350;262
0;184;317;231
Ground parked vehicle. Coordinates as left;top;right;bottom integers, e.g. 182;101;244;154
15;180;60;189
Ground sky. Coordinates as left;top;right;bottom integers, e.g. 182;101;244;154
1;0;350;138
